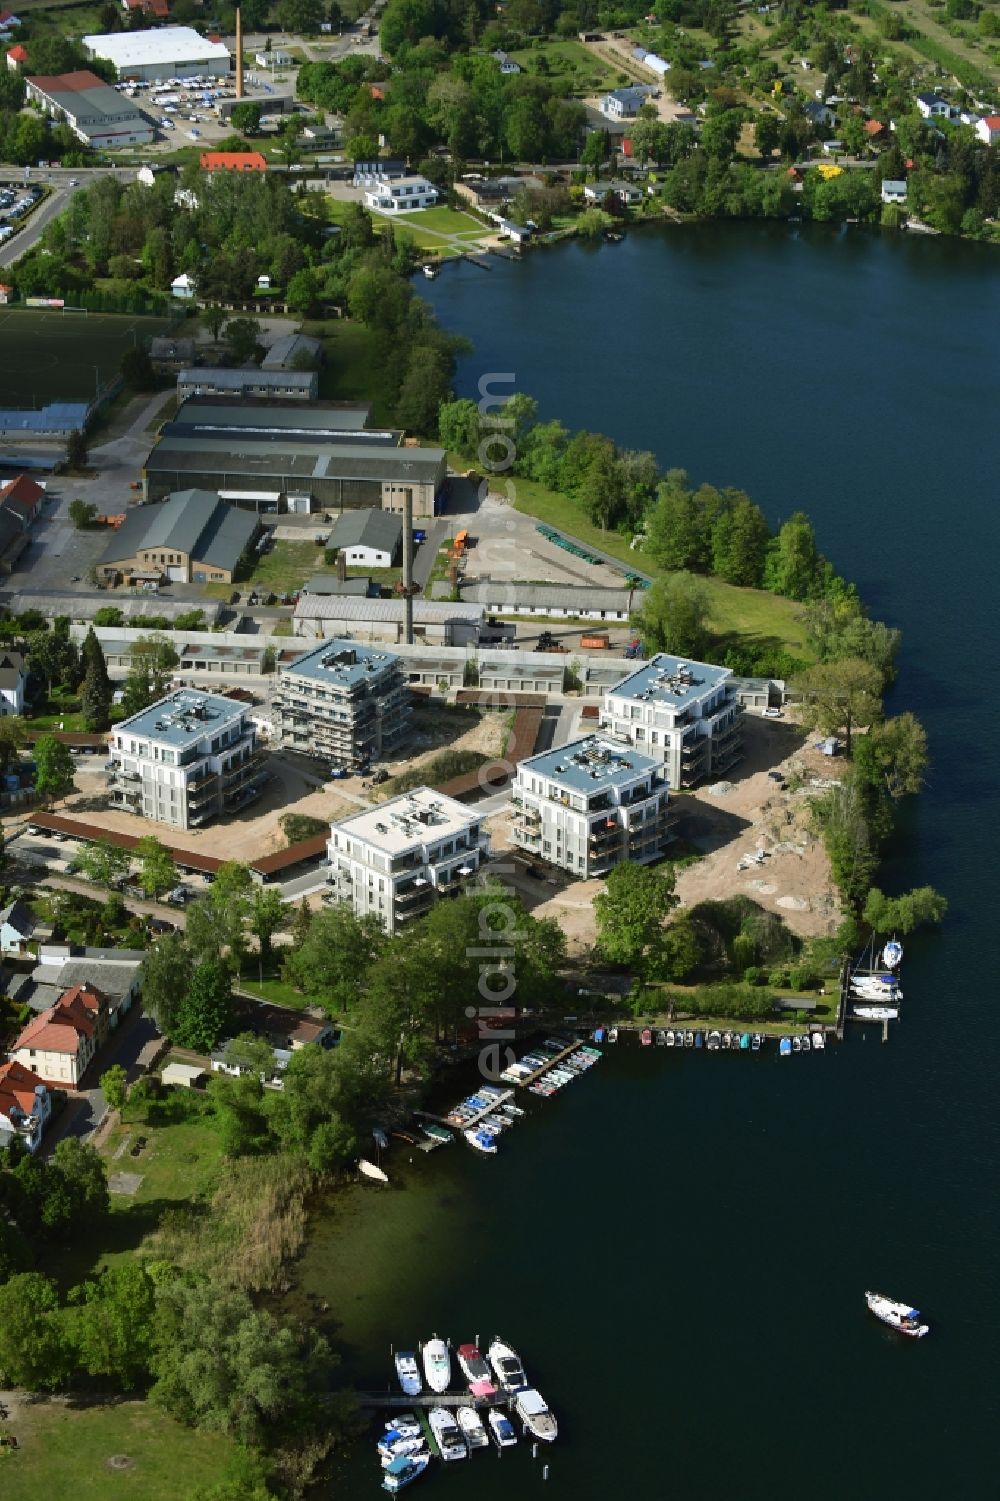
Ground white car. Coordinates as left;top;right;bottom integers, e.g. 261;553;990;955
763;707;783;719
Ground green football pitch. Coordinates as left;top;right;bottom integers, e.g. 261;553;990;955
0;308;176;406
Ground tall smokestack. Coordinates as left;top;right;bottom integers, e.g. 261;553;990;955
402;489;414;646
235;7;244;99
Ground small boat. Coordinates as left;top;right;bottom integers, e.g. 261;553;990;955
779;1037;792;1057
359;1159;389;1183
422;1337;451;1394
383;1453;430;1492
607;1027;619;1044
501;1103;525;1118
684;1030;694;1048
707;1030;721;1051
457;1342;491;1387
740;1033;750;1051
865;1291;929;1338
464;1128;497;1153
378;1434;426;1461
882;939;903;969
811;1031;825;1050
457;1405;489;1450
801;1034;811;1052
641;1028;652;1046
792;1036;802;1053
694;1030;704;1049
422;263;438;279
666;1029;676;1047
488;1337;527;1392
385;1415;422;1440
751;1033;762;1051
721;1030;732;1049
656;1029;666;1046
428;1406;467;1461
420;1122;452;1144
853;1005;899;1021
488;1410;517;1449
515;1387;558;1442
395;1351;422;1397
372;1127;390;1151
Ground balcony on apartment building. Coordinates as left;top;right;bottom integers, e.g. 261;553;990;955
394;877;435;919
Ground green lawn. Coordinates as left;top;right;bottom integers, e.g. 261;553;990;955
0;310;175;407
236;970;314;1011
7;1398;237;1501
204;539;323;600
399;206;487;236
507;37;620;92
306;317;397;426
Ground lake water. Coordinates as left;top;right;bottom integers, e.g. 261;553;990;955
309;224;999;1499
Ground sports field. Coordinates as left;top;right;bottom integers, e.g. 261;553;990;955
0;308;176;406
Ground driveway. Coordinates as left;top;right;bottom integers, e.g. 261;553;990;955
41;1005;161;1153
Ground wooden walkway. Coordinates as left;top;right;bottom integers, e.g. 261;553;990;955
358;1391;509;1411
414;1088;514;1132
511;1039;584;1089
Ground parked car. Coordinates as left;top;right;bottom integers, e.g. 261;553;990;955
147;917;174;934
763;707;783;719
166;885;191;905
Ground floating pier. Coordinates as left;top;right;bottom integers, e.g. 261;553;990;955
512;1039;584;1089
358;1391;509;1411
414;1087;514;1132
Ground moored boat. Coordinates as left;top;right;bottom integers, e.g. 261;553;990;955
464;1128;498;1153
740;1032;750;1050
428;1406;467;1461
382;1453;430;1492
694;1030;704;1049
684;1030;694;1048
385;1415;421;1440
641;1028;653;1046
707;1030;721;1051
656;1028;667;1046
607;1027;619;1043
515;1387;558;1442
422;263;438;279
422;1337;451;1394
488;1337;527;1392
801;1034;811;1052
420;1122;452;1144
792;1036;802;1053
852;1005;899;1021
779;1036;792;1056
378;1434;426;1462
488;1410;517;1449
456;1342;492;1388
457;1406;489;1450
721;1030;732;1049
394;1351;422;1396
811;1031;825;1050
882;939;903;969
359;1159;389;1183
865;1291;929;1338
666;1029;676;1047
751;1033;762;1051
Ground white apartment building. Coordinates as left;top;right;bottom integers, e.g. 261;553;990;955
511;736;670;878
108;689;262;829
327;787;489;933
275;640;410;769
599;654;743;788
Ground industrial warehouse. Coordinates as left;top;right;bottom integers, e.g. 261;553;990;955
142;398;447;516
81;25;232;81
24;70;155;148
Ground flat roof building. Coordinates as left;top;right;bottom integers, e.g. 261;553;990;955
200;150;267;171
176;368;319;402
599;653;743;787
293;593;484;646
327;786;489;933
109;688;262;828
459;580;635;621
275;639;409;768
512;734;670;878
82;26;232;80
98;488;259;586
24;69;155;148
261;333;323;371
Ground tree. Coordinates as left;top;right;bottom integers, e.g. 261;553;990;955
854;713;928;798
224;317;263;365
0;1273;73;1390
581;129;608;174
655;912;703;981
69;498;97;529
798;657;883;754
137;835;176;899
862;885;948;936
267;1046;359;1166
229;101;263;136
277;0;324;32
34;735;76;803
174;959;232;1053
204;304;228;342
100;1063;129;1114
766;511;823;600
51;1137;109;1224
65;429;88;469
81;653;111;733
123;635;178;715
27;618;79;696
594;861;679;972
249;887;286;968
283;906;385;1014
73;1262;156;1389
77;838;131;888
755;111;781;159
120;346;156;391
139;931;192;1036
633;572;711;659
0;716;28;772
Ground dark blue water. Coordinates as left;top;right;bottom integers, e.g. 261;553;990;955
313;224;1000;1499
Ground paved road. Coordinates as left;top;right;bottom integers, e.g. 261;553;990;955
0;167;135;269
412;519;449;590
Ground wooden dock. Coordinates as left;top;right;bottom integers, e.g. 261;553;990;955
358;1391;509;1411
414;1088;514;1132
512;1039;584;1089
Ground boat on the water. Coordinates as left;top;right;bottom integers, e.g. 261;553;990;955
656;1029;666;1046
740;1032;751;1050
865;1291;929;1338
359;1159;389;1183
792;1036;802;1053
666;1029;676;1047
488;1337;527;1392
684;1030;694;1048
812;1032;825;1050
853;1005;899;1021
641;1028;652;1046
382;1453;430;1492
456;1342;492;1387
752;1033;762;1051
385;1415;422;1440
422;264;438;279
394;1351;422;1396
707;1030;721;1051
694;1030;704;1049
779;1037;792;1056
488;1410;517;1449
378;1434;426;1462
464;1128;497;1154
428;1406;467;1461
882;939;903;969
515;1387;558;1442
457;1406;489;1450
422;1337;451;1394
721;1030;731;1049
607;1027;619;1043
801;1034;811;1052
420;1122;452;1144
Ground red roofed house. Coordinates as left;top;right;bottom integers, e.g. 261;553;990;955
976;115;1000;145
200;151;268;173
0;283;12;304
10;983;111;1088
6;42;27;70
0;1059;51;1152
863;118;885;140
0;472;45;528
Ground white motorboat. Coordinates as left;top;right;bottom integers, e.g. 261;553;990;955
422;263;438;279
882;939;903;969
607;1027;618;1043
359;1159;389;1183
811;1031;825;1050
488;1410;517;1449
378;1435;426;1462
394;1351;422;1397
852;1005;899;1020
422;1337;451;1394
515;1387;558;1442
457;1405;489;1450
488;1337;527;1392
865;1291;929;1338
385;1414;421;1440
456;1342;491;1386
428;1406;467;1461
464;1127;497;1154
382;1453;430;1492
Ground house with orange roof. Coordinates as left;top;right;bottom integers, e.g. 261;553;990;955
0;1059;51;1151
0;472;46;529
10;982;110;1087
6;41;27;70
200;150;267;172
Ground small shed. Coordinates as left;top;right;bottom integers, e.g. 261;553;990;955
162;1061;206;1088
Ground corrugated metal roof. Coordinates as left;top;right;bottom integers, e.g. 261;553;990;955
0;401;89;433
294;595;483;624
462;582;633;612
101;490;257;572
328;508;402;557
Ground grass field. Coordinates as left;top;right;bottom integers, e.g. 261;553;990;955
306;317;397;425
508;37;621;92
0;310;175;406
6;1398;237;1501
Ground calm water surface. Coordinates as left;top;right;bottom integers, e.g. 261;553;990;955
312;224;999;1499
